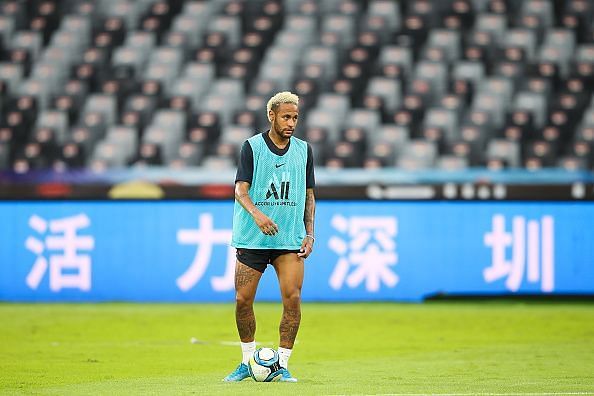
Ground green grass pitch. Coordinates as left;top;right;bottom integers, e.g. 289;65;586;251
1;301;593;395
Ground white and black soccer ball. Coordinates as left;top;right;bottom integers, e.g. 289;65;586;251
248;347;283;382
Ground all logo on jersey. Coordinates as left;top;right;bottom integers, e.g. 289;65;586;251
255;172;297;207
266;172;290;200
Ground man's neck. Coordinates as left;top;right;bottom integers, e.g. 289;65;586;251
267;129;289;149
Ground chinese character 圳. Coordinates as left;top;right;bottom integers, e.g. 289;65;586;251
483;214;554;292
25;214;95;292
176;213;234;292
328;214;399;292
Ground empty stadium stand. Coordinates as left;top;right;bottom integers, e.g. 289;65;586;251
0;0;593;178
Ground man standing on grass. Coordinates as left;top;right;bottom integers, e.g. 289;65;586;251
223;91;316;383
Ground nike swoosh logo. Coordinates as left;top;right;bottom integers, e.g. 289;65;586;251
275;163;285;168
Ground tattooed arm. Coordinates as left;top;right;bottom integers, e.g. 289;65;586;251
298;187;316;258
235;181;278;235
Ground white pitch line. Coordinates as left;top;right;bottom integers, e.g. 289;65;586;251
331;393;594;396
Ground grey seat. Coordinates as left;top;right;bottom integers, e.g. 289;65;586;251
284;15;316;38
170;142;205;167
514;91;547;128
91;140;128;168
207;15;241;48
368;0;401;32
220;125;253;145
170;78;209;111
10;31;42;61
105;126;138;164
200;94;239;126
368;124;410;158
0;16;15;44
366;77;401;113
112;47;149;75
148;47;183;73
183;62;215;87
201;155;235;170
472;94;505;130
36;110;69;144
144;63;179;95
436;155;469;170
427;29;461;61
557;156;588;171
317;93;350;122
152;110;186;137
31;62;68;95
83;94;117;127
379;46;413;75
171;15;205;48
521;0;553;26
415;61;448;97
581;109;594;128
321;14;355;48
19;79;51;110
0;63;23;95
124;31;156;53
60;15;91;41
397;139;438;170
539;30;576;76
274;30;310;53
0;143;9;170
486;139;521;167
346;109;381;136
50;31;87;60
257;62;295;91
475;13;506;44
305;108;342;142
504;29;537;61
142;125;181;164
424;108;458;141
453;61;485;85
301;46;338;81
39;47;73;70
575;45;594;63
100;0;143;29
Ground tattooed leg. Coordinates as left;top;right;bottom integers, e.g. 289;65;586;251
272;253;304;349
235;260;262;342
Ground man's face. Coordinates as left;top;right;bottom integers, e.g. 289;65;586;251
270;103;299;139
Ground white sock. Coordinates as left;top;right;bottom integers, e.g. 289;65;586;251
241;341;256;365
278;347;292;369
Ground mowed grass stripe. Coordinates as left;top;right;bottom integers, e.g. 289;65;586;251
0;302;593;395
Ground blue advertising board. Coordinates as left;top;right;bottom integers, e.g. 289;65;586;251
0;201;593;302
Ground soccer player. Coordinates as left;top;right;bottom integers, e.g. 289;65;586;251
223;91;316;383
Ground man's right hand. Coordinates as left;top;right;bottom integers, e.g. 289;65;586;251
253;211;279;235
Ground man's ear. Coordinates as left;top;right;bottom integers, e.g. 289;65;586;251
268;110;275;122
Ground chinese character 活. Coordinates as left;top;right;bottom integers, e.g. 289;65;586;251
25;214;95;291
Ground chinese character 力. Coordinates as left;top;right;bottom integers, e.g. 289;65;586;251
177;213;234;292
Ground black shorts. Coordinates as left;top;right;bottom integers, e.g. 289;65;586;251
236;248;301;273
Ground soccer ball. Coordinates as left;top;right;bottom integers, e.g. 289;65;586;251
248;347;283;382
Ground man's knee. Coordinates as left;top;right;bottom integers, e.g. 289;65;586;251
282;289;301;308
236;291;255;308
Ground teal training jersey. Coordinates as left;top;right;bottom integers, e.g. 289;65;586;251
232;134;308;249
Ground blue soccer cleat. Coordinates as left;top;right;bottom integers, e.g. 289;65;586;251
278;368;298;383
222;363;250;382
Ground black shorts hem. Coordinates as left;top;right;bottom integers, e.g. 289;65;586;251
236;248;301;273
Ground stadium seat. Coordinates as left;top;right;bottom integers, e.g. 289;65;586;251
0;0;592;174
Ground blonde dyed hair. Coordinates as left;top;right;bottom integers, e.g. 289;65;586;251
266;91;299;122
